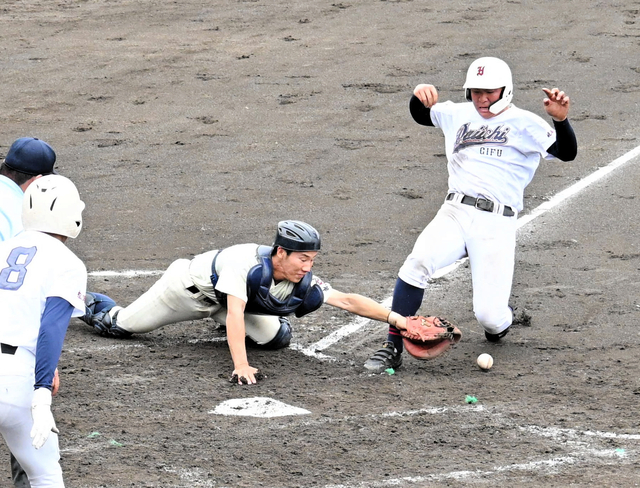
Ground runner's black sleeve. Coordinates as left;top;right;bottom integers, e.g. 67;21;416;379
547;118;577;161
409;95;435;127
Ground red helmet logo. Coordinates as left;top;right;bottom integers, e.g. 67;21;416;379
477;66;485;76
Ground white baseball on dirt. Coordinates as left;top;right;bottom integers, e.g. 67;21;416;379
477;353;493;370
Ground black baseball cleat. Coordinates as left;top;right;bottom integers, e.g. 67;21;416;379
485;326;510;343
364;341;403;373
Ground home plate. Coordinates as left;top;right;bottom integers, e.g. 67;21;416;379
210;397;311;418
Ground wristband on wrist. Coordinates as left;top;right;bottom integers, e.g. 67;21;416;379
387;311;400;327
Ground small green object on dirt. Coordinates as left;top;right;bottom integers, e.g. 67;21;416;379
385;368;395;375
465;395;478;404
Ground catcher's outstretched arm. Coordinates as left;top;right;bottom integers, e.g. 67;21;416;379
226;295;260;385
325;290;407;329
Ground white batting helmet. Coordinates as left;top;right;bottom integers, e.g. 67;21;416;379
22;174;85;238
463;57;513;115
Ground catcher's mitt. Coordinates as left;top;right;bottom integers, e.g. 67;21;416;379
400;316;462;360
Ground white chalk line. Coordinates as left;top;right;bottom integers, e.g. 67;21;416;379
516;143;640;229
522;424;640;441
309;408;638;488
161;466;218;487
290;296;392;359
214;402;636;487
64;342;146;354
318;450;627;488
281;405;640;443
88;269;163;278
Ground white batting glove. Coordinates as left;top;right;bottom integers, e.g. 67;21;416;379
30;388;59;449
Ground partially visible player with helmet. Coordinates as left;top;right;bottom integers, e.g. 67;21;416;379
365;56;577;373
0;175;87;487
1;137;59;488
81;220;409;384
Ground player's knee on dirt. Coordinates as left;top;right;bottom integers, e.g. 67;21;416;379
255;317;292;350
91;308;133;338
474;307;512;335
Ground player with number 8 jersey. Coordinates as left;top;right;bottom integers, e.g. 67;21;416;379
0;174;86;487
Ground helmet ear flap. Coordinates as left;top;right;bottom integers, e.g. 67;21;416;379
488;86;513;115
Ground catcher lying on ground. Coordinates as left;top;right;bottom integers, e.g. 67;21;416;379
81;221;460;380
81;220;459;382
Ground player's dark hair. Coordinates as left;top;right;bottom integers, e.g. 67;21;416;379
271;246;293;257
0;162;32;186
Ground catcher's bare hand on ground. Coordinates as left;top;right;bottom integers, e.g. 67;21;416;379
542;87;570;121
400;315;462;360
413;84;439;107
230;364;264;385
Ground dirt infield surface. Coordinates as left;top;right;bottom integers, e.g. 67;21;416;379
2;1;640;487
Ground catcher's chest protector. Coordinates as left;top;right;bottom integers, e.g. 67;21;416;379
211;246;324;317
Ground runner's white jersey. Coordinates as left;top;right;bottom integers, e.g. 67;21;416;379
0;230;87;355
430;101;557;211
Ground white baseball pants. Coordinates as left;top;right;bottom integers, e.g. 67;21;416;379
113;259;282;344
398;200;517;334
0;350;64;487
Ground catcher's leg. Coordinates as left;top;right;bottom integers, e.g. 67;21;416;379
94;259;217;337
212;311;291;349
250;317;292;350
82;292;116;323
80;292;131;338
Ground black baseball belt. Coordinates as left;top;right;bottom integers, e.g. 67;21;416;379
1;343;18;355
186;285;217;305
446;193;515;217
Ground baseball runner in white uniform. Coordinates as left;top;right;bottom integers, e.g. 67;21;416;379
0;175;87;487
82;221;409;385
365;57;577;372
